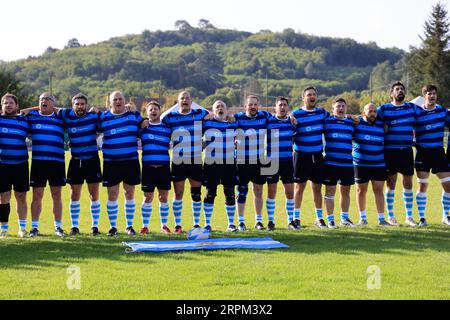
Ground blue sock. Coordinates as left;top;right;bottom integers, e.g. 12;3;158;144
226;205;235;225
266;198;276;223
141;201;152;228
125;199;136;228
360;210;367;220
340;212;349;221
203;202;214;227
160;202;169;227
107;200;118;228
294;208;300;221
255;214;263;223
416;192;427;219
193;201;202;225
173;200;182;226
286;199;295;222
19;220;27;230
442;192;450;219
90;201;101;228
327;215;335;222
385;189;395;218
378;213;385;222
70;201;80;228
403;189;414;218
54;220;62;229
238;215;245;224
32;220;39;229
0;223;8;232
316;208;323;220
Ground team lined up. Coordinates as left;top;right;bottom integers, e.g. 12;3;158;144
1;81;450;238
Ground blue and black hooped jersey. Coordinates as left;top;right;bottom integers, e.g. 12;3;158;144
98;111;143;161
324;116;354;167
203;118;237;165
140;122;172;166
27;110;65;163
267;115;295;162
234;111;270;163
162;108;209;163
377;102;417;149
353;117;385;167
292;107;329;153
414;105;447;149
0;114;29;164
60;109;99;160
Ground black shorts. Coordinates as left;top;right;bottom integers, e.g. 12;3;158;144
67;156;102;185
323;165;355;186
385;148;414;176
293;152;324;184
415;147;450;174
0;162;30;193
142;164;171;193
102;159;141;187
354;166;387;184
237;164;266;185
171;163;203;182
30;160;66;188
267;161;295;184
203;164;237;188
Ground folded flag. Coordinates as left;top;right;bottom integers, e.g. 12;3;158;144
123;237;289;253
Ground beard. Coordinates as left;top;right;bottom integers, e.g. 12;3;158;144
394;95;405;103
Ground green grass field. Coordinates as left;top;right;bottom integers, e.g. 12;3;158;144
1;162;450;300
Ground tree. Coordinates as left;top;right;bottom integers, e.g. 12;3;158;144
406;2;450;104
66;38;81;48
198;19;216;29
0;70;33;107
174;20;192;31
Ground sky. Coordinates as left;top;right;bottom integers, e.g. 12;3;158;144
0;0;443;62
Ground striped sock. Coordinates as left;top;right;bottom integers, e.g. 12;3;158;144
203;202;214;227
360;210;367;220
226;205;236;225
160;202;169;227
18;220;27;230
141;201;152;228
193;201;202;225
90;201;101;228
173;200;182;226
0;223;8;232
255;214;263;223
107;200;118;228
266;198;276;223
32;220;39;229
70;201;80;228
286;199;295;223
378;213;386;222
385;189;395;218
316;208;323;220
403;189;414;218
54;220;62;229
327;214;335;222
416;192;427;219
294;208;300;221
125;199;136;228
340;212;349;221
442;192;450;219
238;215;245;224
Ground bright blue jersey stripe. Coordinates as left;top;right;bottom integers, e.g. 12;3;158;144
27;110;65;162
324;116;354;167
60;109;99;160
267;115;295;162
414;105;447;149
99;111;143;161
162;109;209;162
377;102;417;149
140;122;171;166
203;119;237;164
292;107;329;153
234;111;270;162
0;115;29;164
353;117;385;167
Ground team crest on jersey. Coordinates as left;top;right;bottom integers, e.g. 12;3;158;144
110;129;117;135
2;128;8;133
36;124;42;129
306;127;312;132
71;128;77;133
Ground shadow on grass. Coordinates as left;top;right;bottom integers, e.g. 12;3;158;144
0;225;449;269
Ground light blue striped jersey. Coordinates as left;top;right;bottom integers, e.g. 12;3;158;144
27;110;65;162
162;109;209;162
267;115;295;162
203;118;237;164
324;116;355;167
140;122;172;166
98;111;143;161
353;117;385;167
60;109;99;160
292;107;329;153
377;102;417;149
414;105;447;149
234;111;270;163
0;114;29;164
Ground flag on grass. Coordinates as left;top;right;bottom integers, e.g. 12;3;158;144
123;237;289;253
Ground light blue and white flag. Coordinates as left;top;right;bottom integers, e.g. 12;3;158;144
123;237;289;253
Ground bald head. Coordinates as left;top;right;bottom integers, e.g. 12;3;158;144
363;103;377;123
178;91;192;114
109;91;125;113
